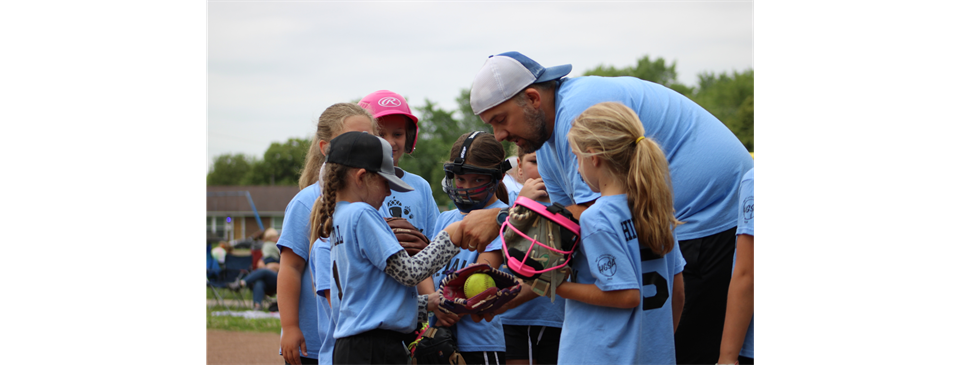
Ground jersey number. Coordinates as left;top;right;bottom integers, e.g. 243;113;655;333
332;260;343;301
640;248;669;311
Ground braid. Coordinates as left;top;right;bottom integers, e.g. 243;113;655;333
309;163;350;251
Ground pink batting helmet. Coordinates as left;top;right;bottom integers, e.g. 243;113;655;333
358;90;420;153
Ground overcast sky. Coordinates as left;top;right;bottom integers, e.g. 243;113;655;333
208;1;754;169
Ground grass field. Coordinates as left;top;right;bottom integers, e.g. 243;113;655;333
206;286;280;334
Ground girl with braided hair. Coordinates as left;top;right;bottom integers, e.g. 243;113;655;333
314;131;466;365
556;101;686;364
277;103;378;365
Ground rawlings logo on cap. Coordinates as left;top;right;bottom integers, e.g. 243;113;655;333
378;97;402;107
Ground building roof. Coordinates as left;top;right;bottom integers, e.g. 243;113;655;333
207;185;302;214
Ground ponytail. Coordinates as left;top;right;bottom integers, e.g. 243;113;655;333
625;137;679;256
567;102;682;256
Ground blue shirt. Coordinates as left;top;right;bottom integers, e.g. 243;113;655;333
379;169;441;240
429;200;508;352
558;195;685;364
537;76;755;240
736;168;754;358
330;201;419;338
310;238;335;364
275;182;322;359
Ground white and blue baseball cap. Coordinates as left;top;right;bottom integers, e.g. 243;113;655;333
469;51;572;115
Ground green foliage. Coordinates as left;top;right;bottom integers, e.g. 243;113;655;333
207;154;253;185
582;55;753;151
583;55;693;96
243;137;311;185
207;138;310;186
689;70;754;151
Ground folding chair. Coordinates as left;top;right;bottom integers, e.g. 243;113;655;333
207;253;253;310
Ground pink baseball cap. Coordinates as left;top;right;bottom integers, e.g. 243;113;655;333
358;90;420;153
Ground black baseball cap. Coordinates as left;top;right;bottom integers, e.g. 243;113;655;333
326;131;414;192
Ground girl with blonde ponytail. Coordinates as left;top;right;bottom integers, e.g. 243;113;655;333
554;101;686;365
276;103;377;365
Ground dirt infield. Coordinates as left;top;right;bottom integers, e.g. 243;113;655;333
207;329;284;365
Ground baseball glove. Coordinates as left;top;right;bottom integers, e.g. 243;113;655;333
412;325;464;365
438;264;521;316
385;217;430;256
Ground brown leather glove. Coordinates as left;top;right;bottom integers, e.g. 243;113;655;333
385;217;430;256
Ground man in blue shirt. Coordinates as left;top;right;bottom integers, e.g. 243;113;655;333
459;51;754;364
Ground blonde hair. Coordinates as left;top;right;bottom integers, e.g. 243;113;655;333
298;103;378;190
567;102;682;256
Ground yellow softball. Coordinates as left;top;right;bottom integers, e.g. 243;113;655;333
464;273;496;298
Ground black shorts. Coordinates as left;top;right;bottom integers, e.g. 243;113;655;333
674;227;738;364
332;328;409;364
460;351;507;365
502;325;561;364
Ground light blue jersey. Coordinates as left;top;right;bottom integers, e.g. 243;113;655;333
736;168;754;358
429;200;508;352
275;182;322;359
379;169;440;240
309;238;335;364
330;201;419;338
537;76;754;241
558;195;684;364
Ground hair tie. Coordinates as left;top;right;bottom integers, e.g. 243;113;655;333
635;136;644;144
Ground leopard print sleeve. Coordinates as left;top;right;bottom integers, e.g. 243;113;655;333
385;230;460;287
417;294;430;322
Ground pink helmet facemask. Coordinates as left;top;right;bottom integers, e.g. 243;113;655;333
499;196;580;280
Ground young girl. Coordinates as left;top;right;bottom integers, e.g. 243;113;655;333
277;103;378;365
422;131;513;365
357;90;440;246
500;148;564;365
556;101;686;364
315;131;464;365
718;167;754;365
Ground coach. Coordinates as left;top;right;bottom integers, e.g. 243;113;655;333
457;51;754;364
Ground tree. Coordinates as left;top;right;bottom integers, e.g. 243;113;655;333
582;55;752;151
583;55;693;95
207;153;253;185
243;137;311;185
206;137;310;186
689;70;754;151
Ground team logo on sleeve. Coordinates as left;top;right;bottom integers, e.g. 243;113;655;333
596;254;617;278
743;196;754;223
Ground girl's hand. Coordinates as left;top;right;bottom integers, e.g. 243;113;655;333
518;177;548;201
280;327;307;365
